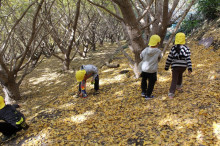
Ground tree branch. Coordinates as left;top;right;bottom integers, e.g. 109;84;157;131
87;0;124;22
0;1;36;55
53;54;65;61
14;0;45;73
141;18;157;30
168;0;179;19
137;0;154;22
66;0;81;57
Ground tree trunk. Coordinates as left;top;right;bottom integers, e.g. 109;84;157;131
99;39;104;46
1;81;21;104
91;24;96;51
63;56;70;70
113;0;145;78
91;43;96;51
151;0;162;35
158;0;169;47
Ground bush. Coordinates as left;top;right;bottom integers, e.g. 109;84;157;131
197;0;220;20
179;13;203;35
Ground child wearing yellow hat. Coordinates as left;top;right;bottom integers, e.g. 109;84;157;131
165;32;192;98
140;35;162;100
75;64;99;98
0;96;29;142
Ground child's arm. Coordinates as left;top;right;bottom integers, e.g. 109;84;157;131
140;50;144;60
186;55;192;73
158;50;162;62
165;50;173;70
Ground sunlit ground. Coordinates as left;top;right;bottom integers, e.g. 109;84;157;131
5;37;220;145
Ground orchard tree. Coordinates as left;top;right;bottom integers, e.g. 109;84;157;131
42;0;83;71
0;0;47;103
77;1;123;57
88;0;196;77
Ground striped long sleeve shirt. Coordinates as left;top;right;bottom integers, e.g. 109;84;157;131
165;45;192;72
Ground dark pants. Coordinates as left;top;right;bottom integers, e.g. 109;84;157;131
79;75;99;92
169;67;186;94
141;72;157;96
0;122;22;136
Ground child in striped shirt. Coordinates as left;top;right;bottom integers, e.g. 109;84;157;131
165;32;192;98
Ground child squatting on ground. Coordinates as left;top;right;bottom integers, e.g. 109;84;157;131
139;35;162;100
75;64;99;98
165;32;192;99
0;96;29;142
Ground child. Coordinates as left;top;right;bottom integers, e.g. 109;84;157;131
0;96;29;142
140;35;162;100
165;32;192;98
75;64;99;98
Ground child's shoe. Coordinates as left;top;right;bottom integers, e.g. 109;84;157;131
1;133;16;142
82;93;88;98
168;93;174;99
145;95;154;100
176;85;183;93
141;92;146;97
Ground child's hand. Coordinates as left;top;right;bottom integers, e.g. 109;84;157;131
188;70;192;75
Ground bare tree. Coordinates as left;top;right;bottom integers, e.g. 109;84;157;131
88;0;196;78
0;0;47;103
42;0;82;71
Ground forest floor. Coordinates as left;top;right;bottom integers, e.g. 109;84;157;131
1;22;220;145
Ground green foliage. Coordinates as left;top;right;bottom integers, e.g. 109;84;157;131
179;0;220;34
180;18;202;35
197;0;220;20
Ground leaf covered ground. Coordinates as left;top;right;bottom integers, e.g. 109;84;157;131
2;33;220;145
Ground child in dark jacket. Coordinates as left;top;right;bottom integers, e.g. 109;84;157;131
165;32;192;98
0;96;29;142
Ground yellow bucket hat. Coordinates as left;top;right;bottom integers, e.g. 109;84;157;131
148;35;161;46
175;32;185;45
0;96;5;109
75;70;86;82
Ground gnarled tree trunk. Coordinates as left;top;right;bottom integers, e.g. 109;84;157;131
1;78;21;104
112;0;146;78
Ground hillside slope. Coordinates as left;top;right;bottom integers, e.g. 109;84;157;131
1;23;220;145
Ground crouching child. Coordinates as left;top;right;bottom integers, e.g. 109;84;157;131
0;96;29;142
75;64;99;98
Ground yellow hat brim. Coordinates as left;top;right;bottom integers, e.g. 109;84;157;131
0;96;5;109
